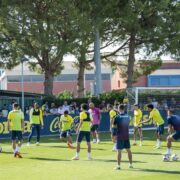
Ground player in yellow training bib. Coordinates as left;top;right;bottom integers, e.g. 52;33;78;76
59;110;74;148
27;103;44;146
132;104;143;146
139;104;164;149
72;103;93;160
7;103;24;158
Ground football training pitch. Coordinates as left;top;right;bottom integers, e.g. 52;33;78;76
0;131;179;180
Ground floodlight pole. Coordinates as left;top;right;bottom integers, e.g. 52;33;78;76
21;57;28;112
94;29;102;96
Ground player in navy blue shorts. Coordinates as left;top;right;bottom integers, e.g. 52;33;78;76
166;109;180;155
113;104;133;170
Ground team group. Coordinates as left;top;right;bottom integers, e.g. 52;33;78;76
1;101;180;170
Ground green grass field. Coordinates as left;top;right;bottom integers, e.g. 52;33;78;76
0;131;180;180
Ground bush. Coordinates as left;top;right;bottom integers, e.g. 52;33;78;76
42;90;127;107
57;90;73;99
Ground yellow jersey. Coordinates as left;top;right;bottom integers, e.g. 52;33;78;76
8;110;24;131
30;108;44;125
149;108;164;126
109;109;117;128
80;111;92;132
60;115;73;131
134;109;142;127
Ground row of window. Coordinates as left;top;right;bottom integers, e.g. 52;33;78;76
7;74;111;82
148;75;180;86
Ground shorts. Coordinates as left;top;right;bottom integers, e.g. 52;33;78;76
156;124;164;135
134;126;142;129
11;131;23;141
77;131;91;143
172;131;180;140
117;140;130;150
60;130;72;138
111;128;117;136
91;125;99;132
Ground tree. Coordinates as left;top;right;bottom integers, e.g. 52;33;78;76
71;0;129;97
0;0;80;94
162;0;180;60
117;59;162;84
108;0;173;87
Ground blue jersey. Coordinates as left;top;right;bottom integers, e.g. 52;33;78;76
168;115;180;131
114;113;130;140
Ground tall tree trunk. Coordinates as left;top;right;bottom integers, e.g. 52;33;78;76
77;61;85;98
127;32;136;88
44;70;54;95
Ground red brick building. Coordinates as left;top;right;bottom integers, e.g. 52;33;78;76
111;61;180;89
0;61;112;95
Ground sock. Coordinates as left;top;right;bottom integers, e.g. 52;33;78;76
155;139;158;146
93;139;96;142
157;139;160;146
167;148;171;154
76;152;79;157
17;146;21;152
88;153;91;158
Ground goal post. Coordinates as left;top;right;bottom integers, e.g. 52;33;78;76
126;87;180;130
127;87;180;110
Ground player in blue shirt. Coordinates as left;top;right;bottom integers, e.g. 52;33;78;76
166;109;180;155
113;104;133;170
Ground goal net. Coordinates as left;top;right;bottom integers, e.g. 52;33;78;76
126;87;180;129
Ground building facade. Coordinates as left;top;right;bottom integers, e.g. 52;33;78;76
0;61;112;95
111;61;180;89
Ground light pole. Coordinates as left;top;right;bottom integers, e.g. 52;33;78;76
94;28;102;96
21;57;28;112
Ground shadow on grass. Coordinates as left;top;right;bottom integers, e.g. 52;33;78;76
1;151;27;155
92;159;147;163
46;145;106;151
28;157;70;161
135;168;180;175
133;152;162;155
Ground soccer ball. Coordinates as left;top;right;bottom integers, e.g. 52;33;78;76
0;146;2;153
163;154;170;162
172;154;179;161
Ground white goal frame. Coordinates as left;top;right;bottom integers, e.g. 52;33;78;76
134;87;180;104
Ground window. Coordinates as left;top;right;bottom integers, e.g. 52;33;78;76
7;76;21;82
85;73;110;80
159;76;169;86
102;74;110;80
85;74;94;80
31;75;44;82
170;76;180;86
55;74;78;81
149;75;180;86
23;75;31;82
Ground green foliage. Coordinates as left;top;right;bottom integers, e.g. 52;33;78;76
85;91;92;98
0;0;91;94
43;90;127;107
99;90;126;104
57;90;73;100
118;59;162;83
